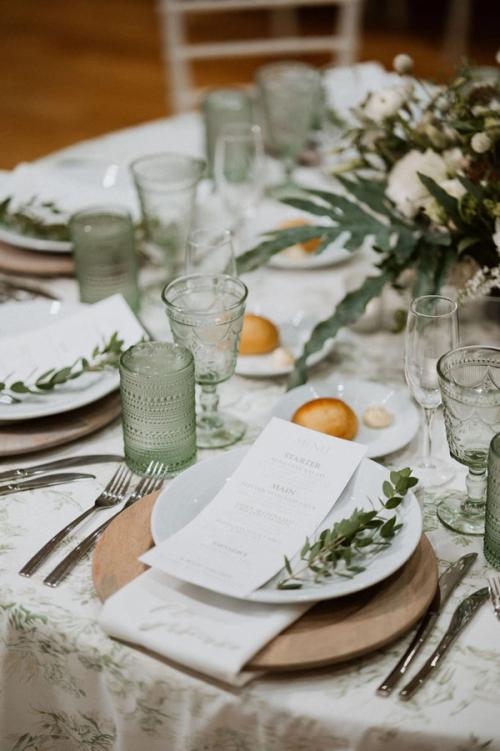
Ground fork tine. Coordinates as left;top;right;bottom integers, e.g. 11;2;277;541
104;464;125;494
116;466;134;495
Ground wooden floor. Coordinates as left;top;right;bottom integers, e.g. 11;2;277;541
0;0;498;168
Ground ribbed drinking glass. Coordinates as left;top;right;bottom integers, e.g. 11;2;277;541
162;274;248;448
437;346;500;535
70;205;140;311
120;341;197;476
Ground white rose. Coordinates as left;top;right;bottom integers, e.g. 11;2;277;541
471;132;492;153
393;53;414;75
363;83;413;124
443;147;467;173
386;149;448;218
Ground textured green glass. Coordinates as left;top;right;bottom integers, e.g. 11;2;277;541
202;88;253;178
162;274;247;449
485;433;500;569
119;342;197;476
130;153;205;280
70;205;140;311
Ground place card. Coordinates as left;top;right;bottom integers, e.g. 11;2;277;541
141;417;367;598
0;294;145;382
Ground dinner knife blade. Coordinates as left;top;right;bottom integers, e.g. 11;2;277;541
377;552;477;696
399;586;490;700
0;472;95;496
0;454;123;483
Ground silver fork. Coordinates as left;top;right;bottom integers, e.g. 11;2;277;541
488;576;500;620
43;461;165;587
19;464;133;578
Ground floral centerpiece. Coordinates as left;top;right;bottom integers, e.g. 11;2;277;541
237;55;500;388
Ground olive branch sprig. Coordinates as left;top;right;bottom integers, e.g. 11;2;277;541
0;331;126;403
277;467;418;590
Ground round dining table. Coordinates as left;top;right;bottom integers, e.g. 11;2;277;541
0;99;499;751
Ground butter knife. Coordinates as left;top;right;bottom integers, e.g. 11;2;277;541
399;586;490;700
0;472;95;496
377;552;477;696
0;454;123;483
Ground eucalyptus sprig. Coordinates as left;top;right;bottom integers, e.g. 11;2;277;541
0;331;126;403
277;467;418;590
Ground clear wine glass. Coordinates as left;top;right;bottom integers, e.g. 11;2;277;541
162;274;248;449
186;227;237;275
437;345;500;535
256;61;321;192
404;295;459;488
214;122;264;239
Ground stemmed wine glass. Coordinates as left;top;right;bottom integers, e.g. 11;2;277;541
437;345;500;535
404;295;459;487
162;274;248;449
186;227;237;275
214;122;264;244
256;61;321;192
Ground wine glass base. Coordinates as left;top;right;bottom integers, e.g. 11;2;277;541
412;457;455;489
196;412;246;449
437;492;485;535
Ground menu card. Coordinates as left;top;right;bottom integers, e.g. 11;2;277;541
142;418;367;598
0;294;145;383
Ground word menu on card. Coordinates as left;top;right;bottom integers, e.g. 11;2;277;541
142;418;367;598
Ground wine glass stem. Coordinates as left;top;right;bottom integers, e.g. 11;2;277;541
198;383;222;428
421;406;436;468
463;469;487;515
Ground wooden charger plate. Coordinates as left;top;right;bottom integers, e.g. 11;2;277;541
0;240;75;277
93;492;438;672
0;391;121;457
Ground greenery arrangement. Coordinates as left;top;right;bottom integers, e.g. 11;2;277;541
237;57;500;388
277;467;418;589
0;332;126;403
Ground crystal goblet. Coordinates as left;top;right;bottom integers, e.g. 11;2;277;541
437;345;500;535
162;274;248;448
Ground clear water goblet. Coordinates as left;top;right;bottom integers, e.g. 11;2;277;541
404;295;459;488
256;61;321;192
186;227;237;275
437;345;500;535
162;274;248;449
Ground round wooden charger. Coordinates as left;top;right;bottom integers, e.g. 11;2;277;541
0;241;75;277
0;391;121;457
93;493;438;672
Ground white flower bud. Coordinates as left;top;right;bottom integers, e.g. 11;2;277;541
471;132;492;153
393;54;414;75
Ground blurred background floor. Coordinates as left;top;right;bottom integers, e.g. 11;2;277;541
0;0;498;167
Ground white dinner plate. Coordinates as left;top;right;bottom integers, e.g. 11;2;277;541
269;377;419;459
0;225;72;253
236;309;333;377
0;300;119;421
249;199;352;270
151;447;422;604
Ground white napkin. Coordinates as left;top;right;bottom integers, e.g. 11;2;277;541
0;160;139;224
99;569;310;686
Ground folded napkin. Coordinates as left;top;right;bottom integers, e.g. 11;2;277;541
0;160;139;227
99;569;311;686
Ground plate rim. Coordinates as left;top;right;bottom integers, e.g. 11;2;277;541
269;376;419;459
150;446;422;604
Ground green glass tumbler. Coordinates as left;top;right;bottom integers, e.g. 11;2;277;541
70;205;140;311
485;433;500;569
130;153;205;280
119;341;197;476
202;88;253;178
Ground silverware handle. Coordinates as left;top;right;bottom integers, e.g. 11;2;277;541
19;506;96;578
377;610;438;696
0;454;123;482
399;632;455;700
43;513;120;588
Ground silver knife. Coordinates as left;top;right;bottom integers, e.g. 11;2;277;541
399;586;490;700
377;552;477;696
0;454;123;483
0;472;95;496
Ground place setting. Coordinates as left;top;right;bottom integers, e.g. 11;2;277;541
1;18;500;749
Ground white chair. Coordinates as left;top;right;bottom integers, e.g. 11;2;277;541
158;0;365;112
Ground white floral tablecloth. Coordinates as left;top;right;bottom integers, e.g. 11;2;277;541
1;107;500;751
